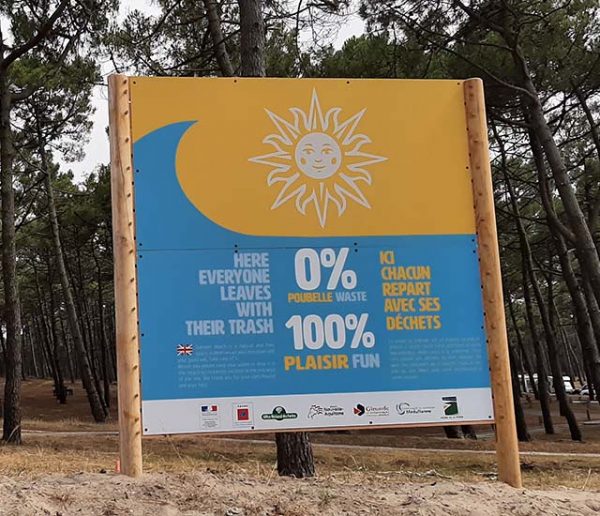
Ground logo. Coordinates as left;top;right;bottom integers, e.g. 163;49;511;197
200;404;219;429
353;403;389;417
261;406;298;421
176;344;193;356
353;403;365;416
442;396;459;416
249;90;387;227
307;404;344;419
233;403;254;426
395;403;434;416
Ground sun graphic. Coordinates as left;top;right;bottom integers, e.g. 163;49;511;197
249;89;387;227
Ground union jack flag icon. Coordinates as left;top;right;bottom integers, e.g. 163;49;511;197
177;344;193;356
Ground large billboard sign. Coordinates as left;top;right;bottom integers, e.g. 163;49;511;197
125;78;494;435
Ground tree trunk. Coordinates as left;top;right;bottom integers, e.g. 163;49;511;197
573;86;600;232
58;314;76;383
1;70;23;444
501;37;600;308
509;341;530;441
554;235;600;403
443;426;461;439
93;246;111;408
0;321;6;377
505;168;581;440
33;315;52;379
203;0;235;76
48;280;67;404
461;425;477;439
585;359;597;401
73;243;104;400
26;324;40;378
40;137;107;422
503;281;531;441
521;75;600;306
529;125;600;405
506;287;538;398
493;122;553;431
504;170;582;441
31;261;61;399
522;244;554;434
557;325;577;384
239;0;265;77
275;433;315;478
583;278;600;357
238;0;315;477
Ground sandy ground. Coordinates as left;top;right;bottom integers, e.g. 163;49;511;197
3;381;600;514
1;471;600;516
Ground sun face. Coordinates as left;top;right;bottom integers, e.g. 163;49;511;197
295;132;341;179
249;90;387;227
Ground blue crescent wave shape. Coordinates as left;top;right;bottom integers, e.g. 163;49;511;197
134;121;375;250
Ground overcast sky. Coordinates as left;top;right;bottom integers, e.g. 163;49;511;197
68;1;365;181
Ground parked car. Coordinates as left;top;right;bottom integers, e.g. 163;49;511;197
561;376;576;394
517;374;576;394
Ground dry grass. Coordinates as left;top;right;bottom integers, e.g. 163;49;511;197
2;379;600;492
1;431;599;491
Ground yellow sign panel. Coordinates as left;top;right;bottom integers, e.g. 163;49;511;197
130;77;474;237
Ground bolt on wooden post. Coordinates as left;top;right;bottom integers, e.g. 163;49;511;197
109;74;143;477
464;78;522;488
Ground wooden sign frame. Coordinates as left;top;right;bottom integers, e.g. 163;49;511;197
108;74;521;487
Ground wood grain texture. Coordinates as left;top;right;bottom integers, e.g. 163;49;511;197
109;74;143;477
464;78;522;488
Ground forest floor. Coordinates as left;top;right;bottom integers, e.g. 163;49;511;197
2;379;600;514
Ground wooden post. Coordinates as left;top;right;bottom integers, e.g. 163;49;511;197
109;74;143;477
464;78;522;488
